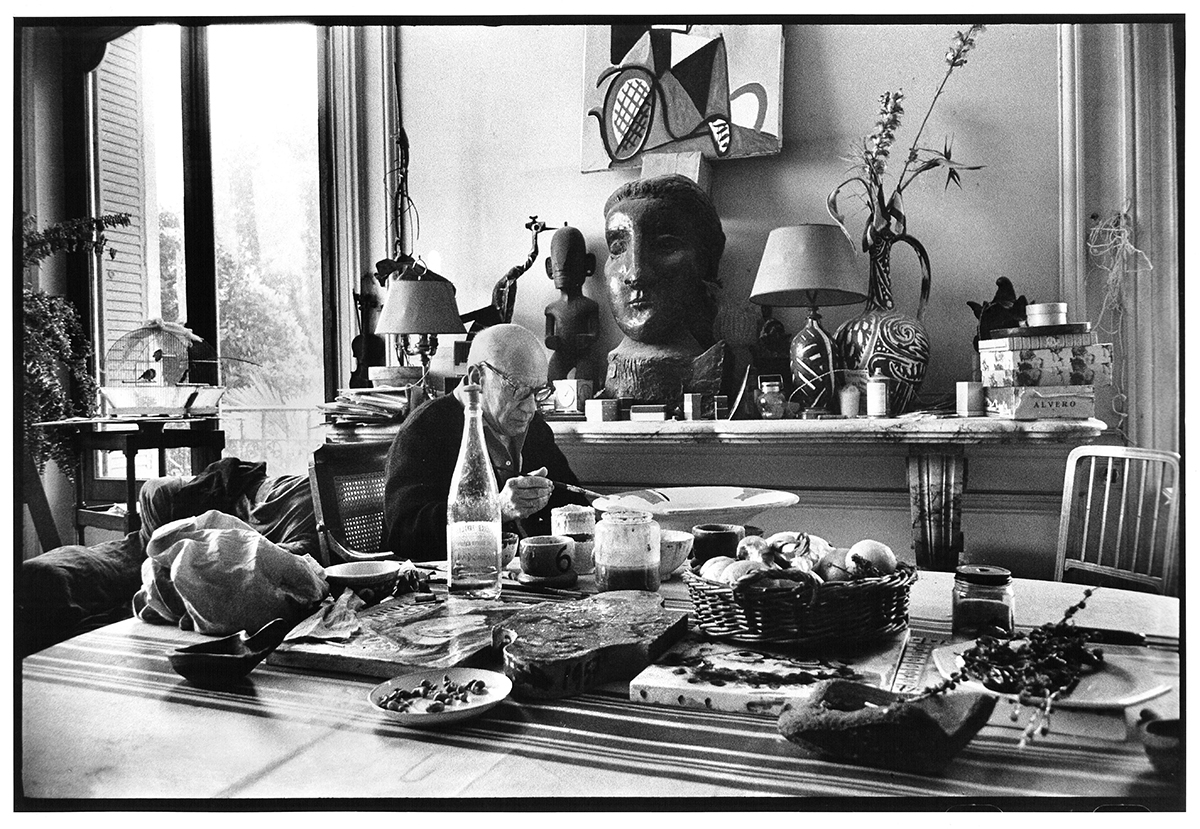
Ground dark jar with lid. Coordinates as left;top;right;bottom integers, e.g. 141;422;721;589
952;565;1015;639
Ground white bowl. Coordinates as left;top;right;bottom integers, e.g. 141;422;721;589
658;530;694;578
593;486;799;533
324;561;401;600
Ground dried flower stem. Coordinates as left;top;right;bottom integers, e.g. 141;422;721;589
894;24;986;198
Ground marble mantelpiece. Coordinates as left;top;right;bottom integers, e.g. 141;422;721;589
550;416;1107;572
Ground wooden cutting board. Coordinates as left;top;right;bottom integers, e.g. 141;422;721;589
629;631;911;717
494;591;689;700
268;596;521;679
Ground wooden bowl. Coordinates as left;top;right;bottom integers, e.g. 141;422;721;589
168;618;292;687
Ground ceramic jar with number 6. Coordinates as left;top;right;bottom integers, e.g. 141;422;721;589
594;509;661;592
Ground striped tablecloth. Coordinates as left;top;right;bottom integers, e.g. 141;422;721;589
21;607;1181;806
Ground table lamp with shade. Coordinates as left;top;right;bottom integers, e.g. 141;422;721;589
749;224;866;414
375;267;466;391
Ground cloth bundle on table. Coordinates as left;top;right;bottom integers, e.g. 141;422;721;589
19;457;320;655
132;509;328;635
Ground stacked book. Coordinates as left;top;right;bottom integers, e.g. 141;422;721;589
319;386;411;425
979;323;1111;419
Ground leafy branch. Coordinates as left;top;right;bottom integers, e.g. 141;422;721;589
828;25;986;249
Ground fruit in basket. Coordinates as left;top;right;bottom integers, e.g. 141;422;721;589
736;535;773;564
698;556;738;582
814;549;853;582
845;539;897;576
765;531;804;558
720;560;770;584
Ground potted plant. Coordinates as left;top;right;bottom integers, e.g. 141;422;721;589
22;212;130;479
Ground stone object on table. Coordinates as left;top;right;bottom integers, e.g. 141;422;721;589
493;590;688;700
269;595;521;679
778;679;997;774
630;633;909;717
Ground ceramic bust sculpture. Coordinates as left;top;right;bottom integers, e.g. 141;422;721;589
601;174;727;405
543;225;599;384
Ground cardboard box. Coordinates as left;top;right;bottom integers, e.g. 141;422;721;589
584;398;618;422
985;385;1095;419
978;330;1098;351
629;404;668;422
979;343;1112;387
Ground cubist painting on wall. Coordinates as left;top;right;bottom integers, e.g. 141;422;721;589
581;24;784;172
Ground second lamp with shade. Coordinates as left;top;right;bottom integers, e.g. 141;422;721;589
375;271;466;389
749;225;865;413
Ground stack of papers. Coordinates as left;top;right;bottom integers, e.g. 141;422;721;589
319;386;411;424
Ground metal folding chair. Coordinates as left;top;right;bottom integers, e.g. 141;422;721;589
1054;445;1181;596
308;441;394;565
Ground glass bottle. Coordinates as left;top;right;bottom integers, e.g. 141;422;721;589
866;369;889;417
447;383;502;599
952;565;1015;638
594;509;661;592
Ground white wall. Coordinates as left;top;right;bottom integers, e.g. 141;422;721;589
398;23;1062;395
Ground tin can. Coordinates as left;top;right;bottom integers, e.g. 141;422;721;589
866;371;889;417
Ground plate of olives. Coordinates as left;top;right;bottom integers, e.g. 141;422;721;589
368;668;512;727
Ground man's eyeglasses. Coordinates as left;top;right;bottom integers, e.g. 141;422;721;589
479;361;555;404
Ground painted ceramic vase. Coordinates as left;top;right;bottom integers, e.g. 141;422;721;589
833;231;931;414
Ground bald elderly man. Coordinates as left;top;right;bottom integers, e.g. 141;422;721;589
383;323;589;560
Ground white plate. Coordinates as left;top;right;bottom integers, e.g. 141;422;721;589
931;643;1172;710
368;668;512;727
593;487;799;532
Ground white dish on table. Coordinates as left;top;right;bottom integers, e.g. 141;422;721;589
931;643;1172;710
368;668;512;727
593;486;799;532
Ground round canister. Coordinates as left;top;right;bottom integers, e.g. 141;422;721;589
1026;302;1068;327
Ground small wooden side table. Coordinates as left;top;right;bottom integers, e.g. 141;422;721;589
36;416;225;542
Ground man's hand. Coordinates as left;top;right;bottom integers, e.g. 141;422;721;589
499;466;553;522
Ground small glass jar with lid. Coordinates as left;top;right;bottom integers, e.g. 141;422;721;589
756;375;786;419
952;565;1015;639
594;509;660;592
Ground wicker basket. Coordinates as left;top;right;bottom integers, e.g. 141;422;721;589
683;563;918;646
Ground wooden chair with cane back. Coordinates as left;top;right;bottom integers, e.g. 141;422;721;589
308;441;395;565
1054;445;1181;596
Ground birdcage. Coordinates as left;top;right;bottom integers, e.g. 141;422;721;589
99;320;225;416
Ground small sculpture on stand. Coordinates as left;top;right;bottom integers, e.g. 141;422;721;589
543;225;599;385
601;174;728;407
458;215;553;368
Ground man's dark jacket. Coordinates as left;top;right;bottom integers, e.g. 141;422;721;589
383;394;586;560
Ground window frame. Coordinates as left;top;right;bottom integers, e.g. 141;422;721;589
66;22;347;497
